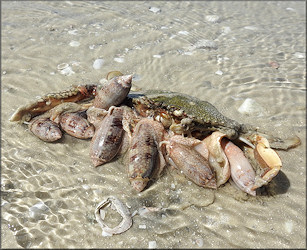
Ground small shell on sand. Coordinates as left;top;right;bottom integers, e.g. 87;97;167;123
95;196;132;236
238;98;266;116
93;59;104;69
205;15;220;23
148;241;157;249
221;26;231;35
114;57;125;63
59;66;75;76
195;238;204;247
68;29;78;35
269;61;279;69
215;70;223;75
149;7;161;13
57;63;75;76
293;52;305;59
69;41;80;47
178;30;189;35
244;26;258;31
57;63;69;70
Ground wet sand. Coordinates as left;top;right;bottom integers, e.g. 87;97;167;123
1;1;306;248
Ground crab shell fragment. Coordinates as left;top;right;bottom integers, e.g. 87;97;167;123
9;84;98;123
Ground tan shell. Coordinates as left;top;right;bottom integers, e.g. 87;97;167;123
202;131;231;187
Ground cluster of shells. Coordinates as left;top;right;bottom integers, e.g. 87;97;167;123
10;71;300;196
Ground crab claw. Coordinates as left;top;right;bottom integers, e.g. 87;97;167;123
251;135;282;190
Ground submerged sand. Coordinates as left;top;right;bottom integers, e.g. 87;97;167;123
1;1;306;248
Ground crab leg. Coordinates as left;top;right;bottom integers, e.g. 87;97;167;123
238;136;255;149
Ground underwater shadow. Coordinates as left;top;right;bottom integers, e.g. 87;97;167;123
257;171;290;196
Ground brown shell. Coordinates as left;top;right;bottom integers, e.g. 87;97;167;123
60;112;94;139
29;118;62;142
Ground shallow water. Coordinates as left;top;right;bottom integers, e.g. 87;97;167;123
1;1;306;248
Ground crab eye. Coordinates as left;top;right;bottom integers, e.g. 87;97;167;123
92;87;97;96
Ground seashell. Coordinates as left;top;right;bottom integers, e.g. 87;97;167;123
215;70;223;75
293;52;305;59
93;75;132;110
148;241;157;249
205;15;220;23
60;112;95;139
114;57;125;63
69;41;80;47
244;26;258;31
223;140;256;196
29;117;62;142
93;58;104;69
238;98;266;117
95;196;132;236
59;66;75;76
128;119;166;192
57;63;69;70
166;135;217;189
201;131;230;187
68;29;78;35
221;26;231;34
90;107;124;167
148;7;161;13
106;71;123;80
269;61;279;69
178;30;189;35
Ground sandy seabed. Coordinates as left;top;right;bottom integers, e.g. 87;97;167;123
1;1;306;248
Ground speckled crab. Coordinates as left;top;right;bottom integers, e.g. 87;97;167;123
10;71;301;196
